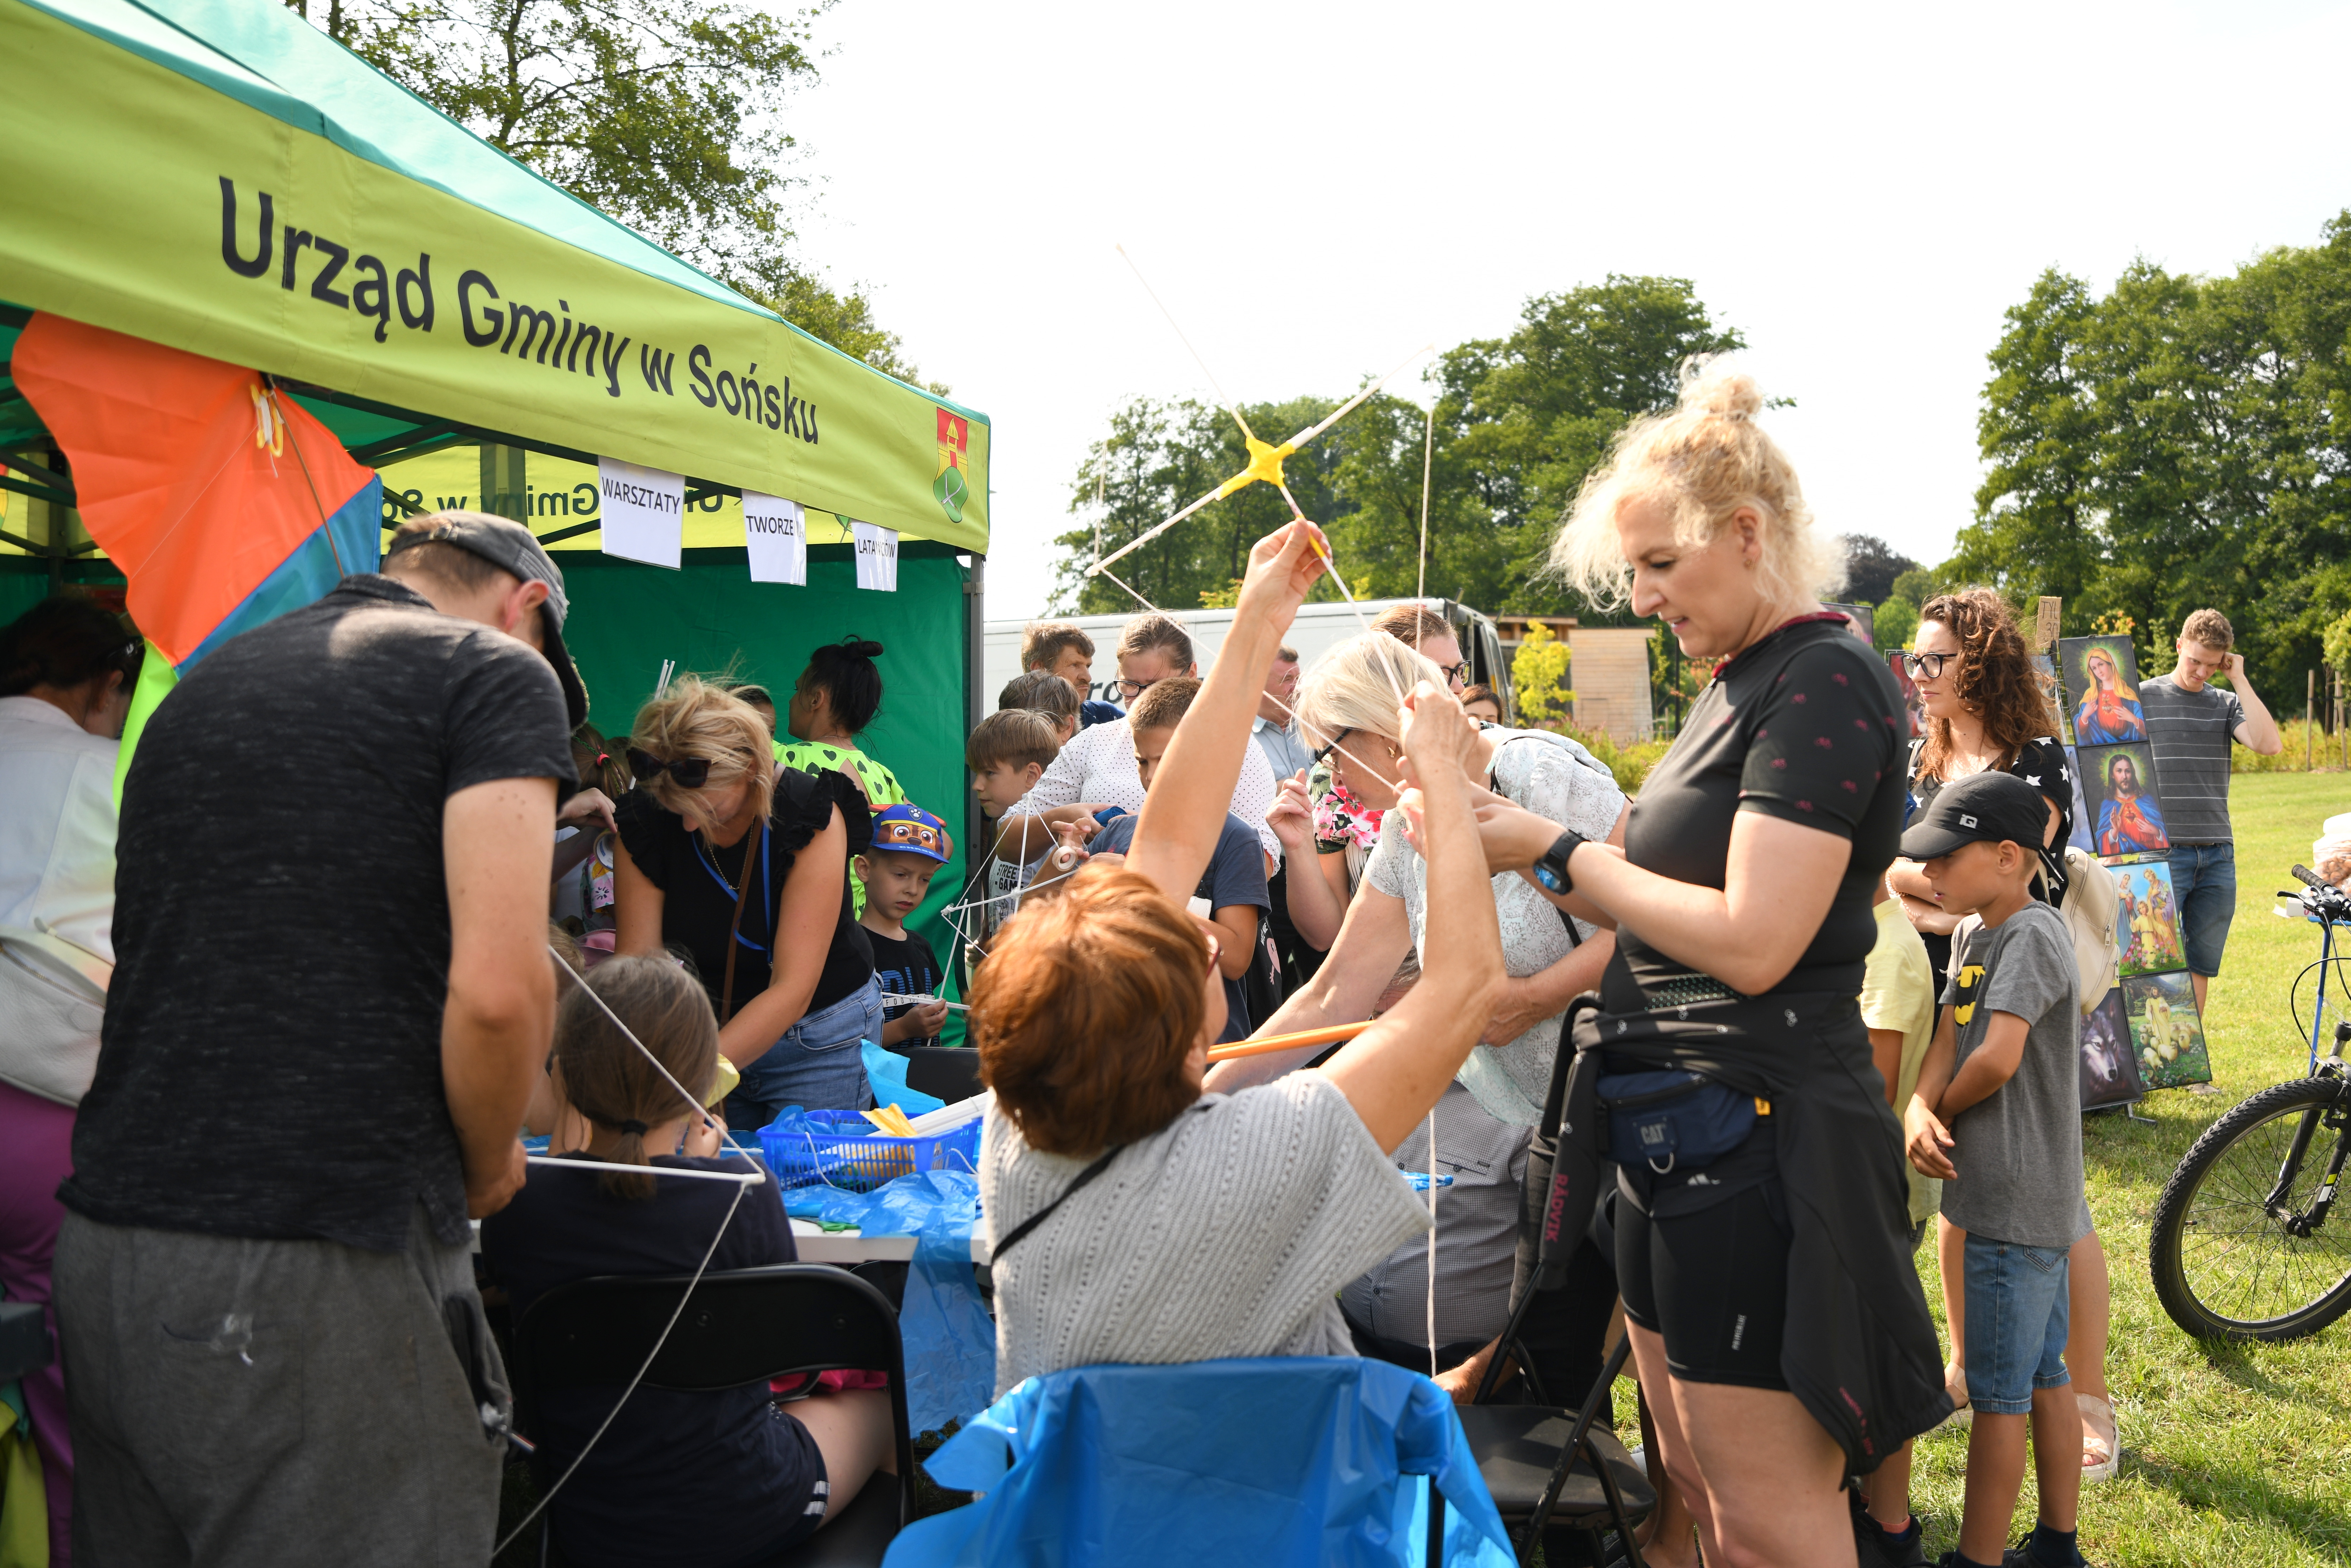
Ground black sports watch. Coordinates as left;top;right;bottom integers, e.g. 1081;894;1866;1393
1531;830;1585;894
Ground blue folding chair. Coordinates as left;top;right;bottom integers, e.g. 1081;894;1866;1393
880;1356;1517;1568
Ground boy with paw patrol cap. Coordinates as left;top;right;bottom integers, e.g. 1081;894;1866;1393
856;804;953;1051
1899;771;2089;1568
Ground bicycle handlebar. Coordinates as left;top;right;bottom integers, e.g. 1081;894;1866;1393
2293;863;2333;893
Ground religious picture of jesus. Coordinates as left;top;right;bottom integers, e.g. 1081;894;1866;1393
2082;744;2169;858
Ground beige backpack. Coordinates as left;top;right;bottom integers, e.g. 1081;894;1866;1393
2048;847;2120;1015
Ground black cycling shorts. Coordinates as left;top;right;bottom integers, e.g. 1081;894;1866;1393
1616;1181;1791;1390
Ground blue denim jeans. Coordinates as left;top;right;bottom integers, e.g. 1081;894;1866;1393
2168;840;2237;977
726;979;882;1130
1962;1234;2071;1415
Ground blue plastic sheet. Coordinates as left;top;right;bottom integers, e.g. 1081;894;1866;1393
780;1170;994;1436
881;1357;1516;1568
864;1040;947;1116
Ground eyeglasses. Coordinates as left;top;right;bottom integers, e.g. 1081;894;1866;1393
1312;728;1356;766
1900;651;1951;680
627;747;712;789
1117;677;1161;701
1435;661;1469;687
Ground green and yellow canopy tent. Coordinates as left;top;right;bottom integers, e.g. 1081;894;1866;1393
0;0;991;997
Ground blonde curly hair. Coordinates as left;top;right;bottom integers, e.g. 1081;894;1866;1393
1549;357;1840;611
627;675;775;823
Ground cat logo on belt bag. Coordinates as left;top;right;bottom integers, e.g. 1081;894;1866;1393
1597;1067;1770;1174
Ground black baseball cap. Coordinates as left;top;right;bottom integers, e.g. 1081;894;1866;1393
1899;770;2047;861
386;511;587;731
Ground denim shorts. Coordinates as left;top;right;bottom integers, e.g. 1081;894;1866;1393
2168;840;2237;977
726;978;882;1130
1962;1234;2071;1415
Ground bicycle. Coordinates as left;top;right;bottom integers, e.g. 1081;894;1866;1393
2148;865;2351;1342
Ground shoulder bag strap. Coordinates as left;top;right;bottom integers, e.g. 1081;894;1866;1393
991;1143;1127;1261
716;814;766;1026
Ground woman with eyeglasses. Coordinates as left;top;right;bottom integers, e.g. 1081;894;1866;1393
611;676;881;1125
992;610;1282;867
1886;591;2072;984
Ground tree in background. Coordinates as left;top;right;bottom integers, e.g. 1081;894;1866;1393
1510;622;1573;728
283;0;942;388
1953;216;2351;697
1838;534;1920;609
1056;276;1743;617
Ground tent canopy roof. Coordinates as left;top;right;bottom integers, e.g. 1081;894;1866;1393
0;0;989;554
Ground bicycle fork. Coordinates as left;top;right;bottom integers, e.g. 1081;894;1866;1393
2265;1026;2351;1235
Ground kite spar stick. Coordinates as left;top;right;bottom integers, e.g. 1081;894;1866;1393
1088;342;1435;580
1203;1020;1374;1061
1417;403;1434;609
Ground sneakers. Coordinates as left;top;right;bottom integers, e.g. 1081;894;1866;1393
1852;1492;1931;1567
1932;1538;2085;1568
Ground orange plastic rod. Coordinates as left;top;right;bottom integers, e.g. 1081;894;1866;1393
1203;1020;1374;1062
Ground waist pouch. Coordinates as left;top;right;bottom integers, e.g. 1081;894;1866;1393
1597;1068;1770;1174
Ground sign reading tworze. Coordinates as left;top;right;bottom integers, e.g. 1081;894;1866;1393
0;0;987;552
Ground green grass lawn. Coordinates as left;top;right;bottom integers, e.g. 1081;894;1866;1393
1601;771;2351;1565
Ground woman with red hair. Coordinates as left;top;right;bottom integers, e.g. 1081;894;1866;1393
970;522;1505;1390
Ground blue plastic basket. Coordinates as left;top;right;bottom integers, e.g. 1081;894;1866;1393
757;1110;982;1193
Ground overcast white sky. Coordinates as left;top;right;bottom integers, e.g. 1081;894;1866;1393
782;0;2351;619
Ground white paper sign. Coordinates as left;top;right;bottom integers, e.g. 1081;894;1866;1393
850;518;899;592
742;491;806;585
596;457;684;569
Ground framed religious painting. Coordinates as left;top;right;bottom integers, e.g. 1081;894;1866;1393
2125;971;2214;1090
2078;743;2171;860
2059;637;2151;747
2112;856;2189;980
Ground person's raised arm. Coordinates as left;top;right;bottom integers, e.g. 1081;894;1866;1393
1128;521;1325;901
612;839;667;957
719;806;849;1068
1311;685;1504;1153
2225;652;2283;755
443;775;560;1219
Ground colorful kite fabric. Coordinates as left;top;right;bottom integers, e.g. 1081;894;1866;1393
12;312;381;782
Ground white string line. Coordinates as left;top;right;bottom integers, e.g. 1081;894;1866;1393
492;1174;751;1557
1087;346;1435;579
1117;244;1257;443
550;947;718;1131
1091;566;1409;799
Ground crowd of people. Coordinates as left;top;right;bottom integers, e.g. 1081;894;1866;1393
0;359;2283;1568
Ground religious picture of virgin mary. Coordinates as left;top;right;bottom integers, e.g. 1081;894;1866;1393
2061;637;2149;745
2081;743;2169;858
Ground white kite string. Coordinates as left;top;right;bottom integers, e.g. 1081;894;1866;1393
498;954;764;1556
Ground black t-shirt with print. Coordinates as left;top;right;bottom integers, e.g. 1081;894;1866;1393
63;576;577;1251
1609;617;1907;1002
615;769;875;1021
867;925;944;1048
1907;735;2074;983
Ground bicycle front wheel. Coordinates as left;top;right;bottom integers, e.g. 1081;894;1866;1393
2150;1076;2351;1342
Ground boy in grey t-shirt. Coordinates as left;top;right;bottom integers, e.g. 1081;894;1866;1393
1899;771;2089;1568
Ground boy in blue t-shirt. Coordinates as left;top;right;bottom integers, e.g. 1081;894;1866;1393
855;803;952;1052
1084;677;1275;1041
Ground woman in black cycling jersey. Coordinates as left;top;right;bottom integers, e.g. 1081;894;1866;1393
1463;363;1946;1567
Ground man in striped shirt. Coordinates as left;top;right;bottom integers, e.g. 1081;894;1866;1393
2140;609;2283;1011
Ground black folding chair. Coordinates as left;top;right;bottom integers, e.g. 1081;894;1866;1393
1458;994;1656;1564
511;1264;916;1568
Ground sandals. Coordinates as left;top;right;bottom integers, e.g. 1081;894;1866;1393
2079;1392;2120;1482
1940;1360;1971;1428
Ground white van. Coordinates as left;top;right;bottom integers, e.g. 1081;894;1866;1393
982;598;1515;718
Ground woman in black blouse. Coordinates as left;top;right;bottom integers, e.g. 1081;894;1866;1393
1888;588;2072;982
1462;365;1945;1568
612;677;879;1124
1887;588;2116;1475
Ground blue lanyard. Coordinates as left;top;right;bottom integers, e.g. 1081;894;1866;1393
693;823;773;954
